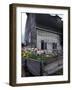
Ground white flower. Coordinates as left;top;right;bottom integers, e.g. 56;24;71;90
37;50;44;55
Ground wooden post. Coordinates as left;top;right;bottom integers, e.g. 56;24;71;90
40;61;43;76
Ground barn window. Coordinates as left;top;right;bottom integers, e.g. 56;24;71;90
45;42;47;50
52;43;57;49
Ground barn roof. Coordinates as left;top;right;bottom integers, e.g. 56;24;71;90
35;14;63;34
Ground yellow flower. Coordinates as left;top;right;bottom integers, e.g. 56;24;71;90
22;50;32;58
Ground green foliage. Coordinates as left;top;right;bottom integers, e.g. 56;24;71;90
22;50;56;61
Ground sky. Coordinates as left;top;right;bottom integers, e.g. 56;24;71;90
21;13;27;43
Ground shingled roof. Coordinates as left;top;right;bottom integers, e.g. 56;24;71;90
35;14;63;34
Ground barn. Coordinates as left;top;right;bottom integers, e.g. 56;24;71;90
24;13;63;55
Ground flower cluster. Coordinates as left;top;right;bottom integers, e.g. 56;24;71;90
21;47;56;60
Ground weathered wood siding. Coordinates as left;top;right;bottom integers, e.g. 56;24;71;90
25;13;37;48
37;29;62;53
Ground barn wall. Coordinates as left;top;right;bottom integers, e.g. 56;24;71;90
25;13;37;48
37;29;62;54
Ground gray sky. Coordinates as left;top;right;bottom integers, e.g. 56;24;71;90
21;13;27;43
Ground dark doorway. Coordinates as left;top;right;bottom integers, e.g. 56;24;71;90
41;40;44;50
